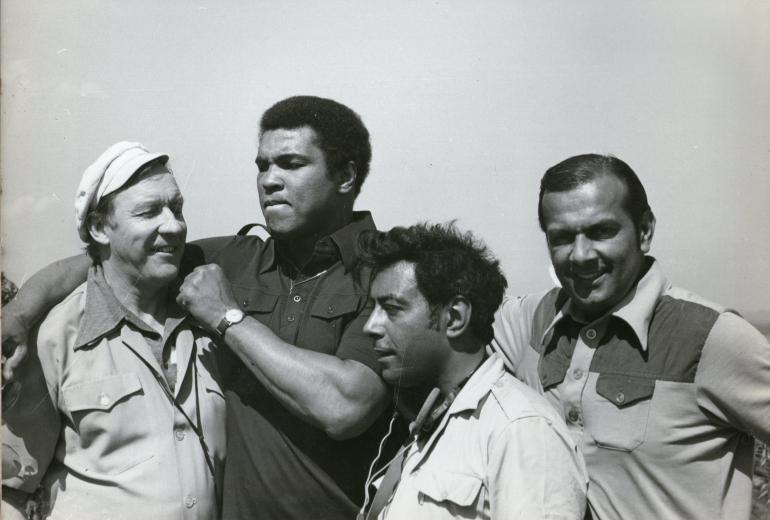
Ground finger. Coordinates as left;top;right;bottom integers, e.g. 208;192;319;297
2;344;27;382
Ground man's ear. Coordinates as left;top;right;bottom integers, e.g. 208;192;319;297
445;296;472;339
336;160;357;195
639;210;656;253
88;214;111;246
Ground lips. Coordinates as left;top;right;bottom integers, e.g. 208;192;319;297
263;199;289;209
151;245;180;254
573;270;605;282
374;343;397;360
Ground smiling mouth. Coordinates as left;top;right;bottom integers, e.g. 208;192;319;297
573;271;604;280
152;246;179;254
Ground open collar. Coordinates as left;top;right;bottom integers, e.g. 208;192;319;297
258;210;376;274
539;258;670;351
446;354;507;416
74;266;188;350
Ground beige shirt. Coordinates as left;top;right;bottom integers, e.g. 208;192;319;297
2;268;227;520
376;354;588;520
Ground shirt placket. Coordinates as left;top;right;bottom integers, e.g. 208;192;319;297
560;323;603;435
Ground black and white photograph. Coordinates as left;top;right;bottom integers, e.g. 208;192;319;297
2;2;769;519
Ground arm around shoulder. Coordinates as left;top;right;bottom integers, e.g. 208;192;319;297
491;292;547;373
695;311;770;443
2;254;90;380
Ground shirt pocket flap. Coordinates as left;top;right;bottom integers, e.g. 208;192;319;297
596;373;655;408
231;286;279;314
414;470;483;507
62;373;143;412
310;294;362;320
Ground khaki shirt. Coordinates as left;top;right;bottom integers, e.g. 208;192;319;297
377;354;588;520
2;268;226;520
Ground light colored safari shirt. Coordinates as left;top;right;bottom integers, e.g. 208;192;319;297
376;354;588;520
2;267;226;520
492;259;770;520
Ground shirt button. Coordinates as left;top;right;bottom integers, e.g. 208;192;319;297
572;368;583;380
175;429;185;441
567;408;580;423
184;495;197;508
293;295;302;303
585;328;597;340
327;305;335;314
615;392;626;404
287;315;296;322
242;299;249;307
98;393;111;407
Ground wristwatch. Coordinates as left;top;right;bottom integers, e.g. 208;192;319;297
216;309;245;336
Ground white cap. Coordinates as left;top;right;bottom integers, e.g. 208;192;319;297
75;141;169;241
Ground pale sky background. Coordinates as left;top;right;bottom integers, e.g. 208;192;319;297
2;1;768;321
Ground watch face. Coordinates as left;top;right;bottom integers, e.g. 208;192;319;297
225;309;245;323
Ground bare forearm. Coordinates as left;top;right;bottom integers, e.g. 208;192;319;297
224;317;388;439
2;255;90;380
5;255;90;327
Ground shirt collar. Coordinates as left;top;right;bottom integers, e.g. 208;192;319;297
540;258;670;351
446;353;507;415
74;266;187;350
258;210;376;274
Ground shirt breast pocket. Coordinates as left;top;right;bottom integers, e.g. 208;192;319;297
231;285;279;327
61;373;156;475
413;470;484;513
306;294;364;353
586;373;656;451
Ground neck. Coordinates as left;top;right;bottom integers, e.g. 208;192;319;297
393;385;436;422
102;262;168;333
280;211;354;269
436;341;486;396
392;345;485;422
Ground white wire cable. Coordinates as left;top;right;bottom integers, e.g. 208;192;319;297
358;412;398;519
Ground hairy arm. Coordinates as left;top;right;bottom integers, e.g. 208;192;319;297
177;264;389;440
2;255;90;379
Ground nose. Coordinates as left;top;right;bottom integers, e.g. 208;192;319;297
259;164;284;195
569;234;597;264
363;306;384;338
158;207;186;236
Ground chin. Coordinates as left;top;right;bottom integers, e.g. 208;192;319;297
149;268;180;286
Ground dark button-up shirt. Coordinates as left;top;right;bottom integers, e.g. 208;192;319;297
183;211;391;520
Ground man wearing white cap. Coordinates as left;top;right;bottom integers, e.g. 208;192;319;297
1;143;226;520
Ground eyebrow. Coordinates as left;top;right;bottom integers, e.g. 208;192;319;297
548;218;620;232
374;293;407;305
256;152;309;162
